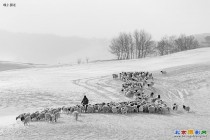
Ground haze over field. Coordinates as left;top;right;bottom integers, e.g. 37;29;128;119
0;30;112;64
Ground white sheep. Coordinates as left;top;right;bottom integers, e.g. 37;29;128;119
160;70;167;74
183;105;190;112
121;106;128;114
148;106;155;113
24;116;31;126
45;113;52;122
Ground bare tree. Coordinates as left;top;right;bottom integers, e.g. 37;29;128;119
175;34;199;51
157;36;176;55
128;33;134;59
133;30;154;58
120;33;130;59
117;33;126;59
109;32;134;60
167;36;177;53
157;37;167;56
133;30;141;58
109;30;154;59
109;38;121;60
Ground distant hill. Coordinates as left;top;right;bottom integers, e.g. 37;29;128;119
0;61;37;71
0;30;113;64
194;33;210;48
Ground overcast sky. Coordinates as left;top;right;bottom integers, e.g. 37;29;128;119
0;0;210;64
1;0;210;40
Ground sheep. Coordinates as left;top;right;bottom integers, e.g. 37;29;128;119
147;82;154;87
111;106;118;114
80;105;86;113
51;114;56;122
97;104;104;113
76;106;83;114
183;105;190;112
16;113;26;121
92;104;99;113
54;112;60;122
69;107;75;114
37;113;45;121
133;105;138;113
121;106;128;114
62;107;69;114
148;73;153;80
112;106;121;114
126;105;135;113
160;70;167;74
17;113;30;122
102;105;111;113
112;74;118;79
86;105;94;113
151;98;158;103
23;116;31;126
148;105;155;113
125;91;134;98
138;105;144;112
143;104;149;113
45;113;52;122
52;108;61;114
30;112;39;121
155;106;162;114
150;92;154;98
161;106;170;114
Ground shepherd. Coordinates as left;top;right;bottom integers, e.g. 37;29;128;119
81;95;89;113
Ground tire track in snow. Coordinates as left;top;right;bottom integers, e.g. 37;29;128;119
72;76;128;101
84;78;124;98
72;78;114;101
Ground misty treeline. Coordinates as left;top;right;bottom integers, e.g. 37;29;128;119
109;30;199;59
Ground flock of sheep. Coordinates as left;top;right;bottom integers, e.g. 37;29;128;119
16;70;190;126
113;71;190;113
16;97;171;126
16;107;61;125
113;71;170;113
115;71;155;98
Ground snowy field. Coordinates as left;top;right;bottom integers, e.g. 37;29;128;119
0;48;210;140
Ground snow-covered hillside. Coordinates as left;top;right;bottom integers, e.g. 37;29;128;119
0;47;210;139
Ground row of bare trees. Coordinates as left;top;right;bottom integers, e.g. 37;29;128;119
109;30;200;59
157;35;199;56
109;30;155;60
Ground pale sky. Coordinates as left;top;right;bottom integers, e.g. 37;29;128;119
0;0;210;64
1;0;210;40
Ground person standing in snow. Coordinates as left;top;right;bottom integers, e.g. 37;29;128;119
81;95;89;112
